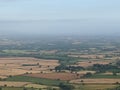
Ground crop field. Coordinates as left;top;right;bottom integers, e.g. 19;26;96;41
74;85;116;90
0;57;59;77
2;87;43;90
77;71;96;74
24;72;82;81
0;81;30;87
76;60;111;67
25;84;59;89
40;50;58;54
68;54;105;59
2;87;24;90
83;74;120;79
25;84;48;88
6;76;66;86
70;79;120;84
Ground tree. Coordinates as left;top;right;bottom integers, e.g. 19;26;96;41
91;64;118;73
23;88;27;90
47;87;53;90
59;83;74;90
83;72;92;78
0;87;2;90
116;60;120;66
4;84;7;87
80;80;84;83
113;72;117;76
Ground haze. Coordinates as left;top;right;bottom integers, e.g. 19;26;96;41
0;0;120;36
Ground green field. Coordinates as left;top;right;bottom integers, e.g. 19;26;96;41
86;74;120;79
6;76;66;86
2;50;28;54
74;85;117;90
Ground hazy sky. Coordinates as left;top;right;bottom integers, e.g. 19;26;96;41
0;0;120;35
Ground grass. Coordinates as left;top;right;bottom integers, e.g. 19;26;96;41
2;87;40;90
0;82;117;90
2;87;23;90
86;74;120;79
6;76;66;86
25;84;48;88
2;50;28;54
74;85;116;90
25;84;59;89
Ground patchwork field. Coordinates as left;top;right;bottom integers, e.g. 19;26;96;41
0;56;118;90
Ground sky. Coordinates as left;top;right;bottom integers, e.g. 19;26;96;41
0;0;120;35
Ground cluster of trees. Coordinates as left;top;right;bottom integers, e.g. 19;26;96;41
59;83;74;90
82;72;92;78
55;63;120;74
55;65;84;72
90;64;119;73
116;60;120;66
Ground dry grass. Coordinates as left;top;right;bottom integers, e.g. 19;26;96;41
0;81;30;87
25;84;48;88
25;84;59;89
101;72;113;75
0;76;7;79
77;71;96;74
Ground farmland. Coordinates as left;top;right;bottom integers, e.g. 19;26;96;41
24;72;81;81
73;85;116;90
70;79;120;84
0;57;59;76
0;36;120;90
